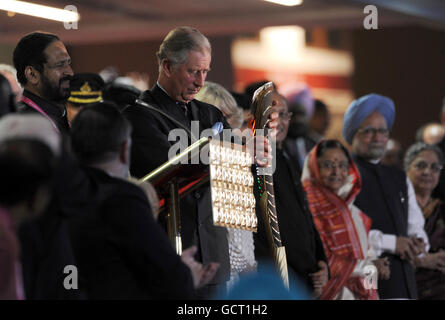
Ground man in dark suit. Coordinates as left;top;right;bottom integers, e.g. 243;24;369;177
11;32;100;299
13;32;73;135
123;27;230;298
343;93;429;299
69;102;218;299
253;91;329;297
123;26;277;298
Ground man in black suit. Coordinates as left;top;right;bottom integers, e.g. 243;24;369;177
123;26;277;298
69;102;218;299
253;91;329;297
11;32;85;299
343;93;429;299
13;32;73;135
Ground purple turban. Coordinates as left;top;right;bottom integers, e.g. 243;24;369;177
342;93;395;144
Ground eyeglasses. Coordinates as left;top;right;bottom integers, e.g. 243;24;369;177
357;127;390;137
318;161;349;171
413;161;443;173
278;111;293;121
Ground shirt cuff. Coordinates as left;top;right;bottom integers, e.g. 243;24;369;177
381;234;397;253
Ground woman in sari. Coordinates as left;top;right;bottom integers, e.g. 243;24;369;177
302;139;389;300
404;142;445;299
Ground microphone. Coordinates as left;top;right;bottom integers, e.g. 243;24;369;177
211;122;223;136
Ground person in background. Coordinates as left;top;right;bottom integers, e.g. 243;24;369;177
0;114;60;300
69;102;218;299
282;100;315;178
0;73;16;117
102;81;141;112
415;122;445;145
343;93;429;299
230;90;252;132
253;90;329;298
302;139;390;299
404;142;445;299
0;63;22;103
196;81;244;129
381;138;404;170
0;138;56;300
66;73;104;122
195;80;256;289
308;99;331;143
13;32;73;135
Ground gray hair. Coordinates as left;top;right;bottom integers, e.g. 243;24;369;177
196;81;243;129
403;142;445;172
156;26;211;73
0;114;61;156
0;64;21;90
0;64;17;77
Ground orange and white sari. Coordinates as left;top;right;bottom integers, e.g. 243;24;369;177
301;143;378;300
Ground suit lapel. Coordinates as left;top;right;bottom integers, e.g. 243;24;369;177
149;85;192;131
374;165;407;236
355;156;405;236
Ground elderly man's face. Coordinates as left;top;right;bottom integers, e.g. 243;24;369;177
40;41;73;102
273;93;291;145
168;49;211;103
352;111;389;161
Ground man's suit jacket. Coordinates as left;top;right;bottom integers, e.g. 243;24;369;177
122;85;231;285
353;155;417;299
17;90;70;135
68;167;195;299
254;148;328;292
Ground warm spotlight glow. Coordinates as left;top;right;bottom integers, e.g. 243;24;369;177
0;0;79;22
264;0;303;6
260;26;306;63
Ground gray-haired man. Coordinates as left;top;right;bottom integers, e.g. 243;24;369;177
123;26;277;298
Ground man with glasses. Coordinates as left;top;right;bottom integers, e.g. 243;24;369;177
123;26;278;299
343;93;429;299
254;91;329;297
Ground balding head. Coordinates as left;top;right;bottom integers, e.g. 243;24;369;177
422;123;445;145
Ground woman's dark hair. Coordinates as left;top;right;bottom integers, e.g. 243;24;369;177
316;139;351;164
71;102;131;164
0;138;55;207
0;74;16;117
13;32;60;86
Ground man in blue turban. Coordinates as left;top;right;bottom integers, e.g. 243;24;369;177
343;93;429;300
342;93;395;145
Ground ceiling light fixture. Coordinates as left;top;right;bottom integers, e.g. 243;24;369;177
263;0;303;6
0;0;79;22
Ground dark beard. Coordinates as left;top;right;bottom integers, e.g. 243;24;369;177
41;75;70;103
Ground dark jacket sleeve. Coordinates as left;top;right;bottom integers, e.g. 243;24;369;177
123;105;176;178
103;189;195;299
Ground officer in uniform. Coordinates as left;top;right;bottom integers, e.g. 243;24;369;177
66;73;104;122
